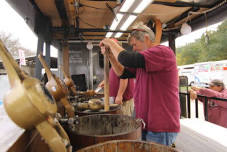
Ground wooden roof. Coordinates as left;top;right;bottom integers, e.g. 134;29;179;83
6;0;227;44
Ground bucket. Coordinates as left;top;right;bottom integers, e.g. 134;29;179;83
74;104;121;116
68;114;142;150
77;140;178;152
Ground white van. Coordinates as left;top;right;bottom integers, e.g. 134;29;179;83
178;60;227;86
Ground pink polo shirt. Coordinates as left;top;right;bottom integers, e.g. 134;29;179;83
109;68;134;101
128;45;180;132
197;88;227;128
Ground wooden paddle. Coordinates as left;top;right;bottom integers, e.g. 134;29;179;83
104;50;110;111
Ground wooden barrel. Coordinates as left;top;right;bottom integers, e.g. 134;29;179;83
77;140;178;152
68;114;142;150
75;105;121;116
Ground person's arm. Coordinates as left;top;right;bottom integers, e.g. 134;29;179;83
189;89;198;100
115;79;128;105
118;51;145;68
100;39;124;63
106;50;124;76
98;80;104;88
198;88;227;108
100;39;142;77
107;50;137;79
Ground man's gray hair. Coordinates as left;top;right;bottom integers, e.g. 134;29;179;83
210;79;225;89
128;22;155;43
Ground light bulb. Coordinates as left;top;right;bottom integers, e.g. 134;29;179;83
180;23;192;35
87;41;93;50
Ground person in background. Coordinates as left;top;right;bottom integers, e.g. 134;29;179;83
99;23;180;146
190;79;227;128
98;39;134;116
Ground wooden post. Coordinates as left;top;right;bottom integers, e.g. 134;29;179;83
62;44;69;76
104;55;109;111
154;18;162;46
168;33;176;54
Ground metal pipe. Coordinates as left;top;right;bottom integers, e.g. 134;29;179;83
204;97;208;121
187;93;191;118
89;48;93;90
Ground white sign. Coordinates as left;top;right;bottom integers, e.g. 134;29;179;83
18;49;26;66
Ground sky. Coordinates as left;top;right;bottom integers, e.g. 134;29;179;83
0;0;223;56
0;0;58;57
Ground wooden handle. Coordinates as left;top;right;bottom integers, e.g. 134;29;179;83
61;66;77;96
104;55;110;111
38;53;53;81
61;65;69;78
70;86;77;95
0;39;26;87
60;97;75;118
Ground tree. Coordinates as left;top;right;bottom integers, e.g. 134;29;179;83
176;40;201;65
177;19;227;65
0;31;35;58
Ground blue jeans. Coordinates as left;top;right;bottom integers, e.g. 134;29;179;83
142;130;178;146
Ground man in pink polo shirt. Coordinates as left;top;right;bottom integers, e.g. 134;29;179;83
99;23;180;146
190;79;227;128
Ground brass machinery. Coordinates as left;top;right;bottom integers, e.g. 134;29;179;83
0;39;72;152
38;54;107;115
38;54;75;118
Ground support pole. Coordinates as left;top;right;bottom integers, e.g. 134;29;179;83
89;48;93;90
35;37;44;79
45;41;51;67
168;33;176;54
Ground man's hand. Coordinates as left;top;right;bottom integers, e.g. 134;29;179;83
191;86;200;91
189;89;198;100
99;38;113;48
98;81;104;88
100;46;106;55
115;95;123;105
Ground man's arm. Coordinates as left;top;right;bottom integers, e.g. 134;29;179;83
98;80;104;88
198;88;227;108
106;49;124;76
115;79;128;104
100;39;145;68
99;38;124;76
